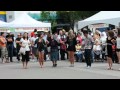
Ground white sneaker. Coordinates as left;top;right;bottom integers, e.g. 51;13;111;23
72;64;74;67
69;64;72;67
69;64;74;67
87;66;91;69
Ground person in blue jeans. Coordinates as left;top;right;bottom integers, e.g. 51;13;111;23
6;32;14;62
91;50;94;63
75;40;83;62
82;30;94;68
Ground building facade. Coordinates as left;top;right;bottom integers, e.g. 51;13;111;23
0;11;27;22
0;11;7;22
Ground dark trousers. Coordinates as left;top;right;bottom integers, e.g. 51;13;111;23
0;49;1;58
22;51;30;62
85;49;92;67
65;51;68;59
75;53;83;62
58;49;60;60
7;44;13;62
16;47;20;61
44;47;48;61
112;51;118;63
102;53;105;60
94;53;100;60
60;49;66;60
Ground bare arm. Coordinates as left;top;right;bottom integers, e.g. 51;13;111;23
16;40;21;44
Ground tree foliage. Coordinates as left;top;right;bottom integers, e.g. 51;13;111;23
40;11;99;28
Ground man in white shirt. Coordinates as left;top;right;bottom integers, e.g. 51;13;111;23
82;30;94;68
31;32;38;62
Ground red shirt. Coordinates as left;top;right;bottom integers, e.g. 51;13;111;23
31;32;34;37
0;36;6;47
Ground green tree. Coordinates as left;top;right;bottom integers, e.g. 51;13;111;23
40;11;50;21
56;11;99;29
40;11;99;30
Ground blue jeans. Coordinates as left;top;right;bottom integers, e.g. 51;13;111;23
51;51;58;61
85;49;92;67
91;50;94;63
7;44;13;62
76;52;83;62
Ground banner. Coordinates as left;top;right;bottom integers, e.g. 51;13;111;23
0;11;6;15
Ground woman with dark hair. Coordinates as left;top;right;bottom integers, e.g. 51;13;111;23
49;35;59;67
106;31;115;70
37;33;46;68
20;32;31;69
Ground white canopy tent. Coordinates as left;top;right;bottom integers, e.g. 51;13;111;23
8;13;51;28
0;20;9;27
0;20;10;32
78;11;120;29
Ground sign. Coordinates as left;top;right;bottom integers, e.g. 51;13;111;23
89;23;109;28
15;27;49;32
0;28;9;32
0;11;6;15
0;14;6;22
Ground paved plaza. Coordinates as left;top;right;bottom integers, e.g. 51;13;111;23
0;60;120;79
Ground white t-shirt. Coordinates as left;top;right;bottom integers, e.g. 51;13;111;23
43;35;47;42
82;35;94;49
58;35;66;40
20;38;30;51
93;45;101;51
117;37;120;49
13;37;16;48
100;38;106;44
31;37;38;47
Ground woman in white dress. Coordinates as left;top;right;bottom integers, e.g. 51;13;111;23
20;32;31;69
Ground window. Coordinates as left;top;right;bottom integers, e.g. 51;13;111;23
9;15;12;19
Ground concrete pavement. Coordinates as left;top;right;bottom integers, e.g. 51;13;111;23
0;60;120;79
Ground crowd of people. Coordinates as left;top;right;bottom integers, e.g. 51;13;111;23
0;28;120;70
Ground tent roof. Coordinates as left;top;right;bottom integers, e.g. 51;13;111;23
0;20;9;27
78;11;120;29
8;13;51;28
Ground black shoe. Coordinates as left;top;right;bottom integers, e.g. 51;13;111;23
63;58;65;60
10;59;13;62
55;64;57;67
76;60;78;62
